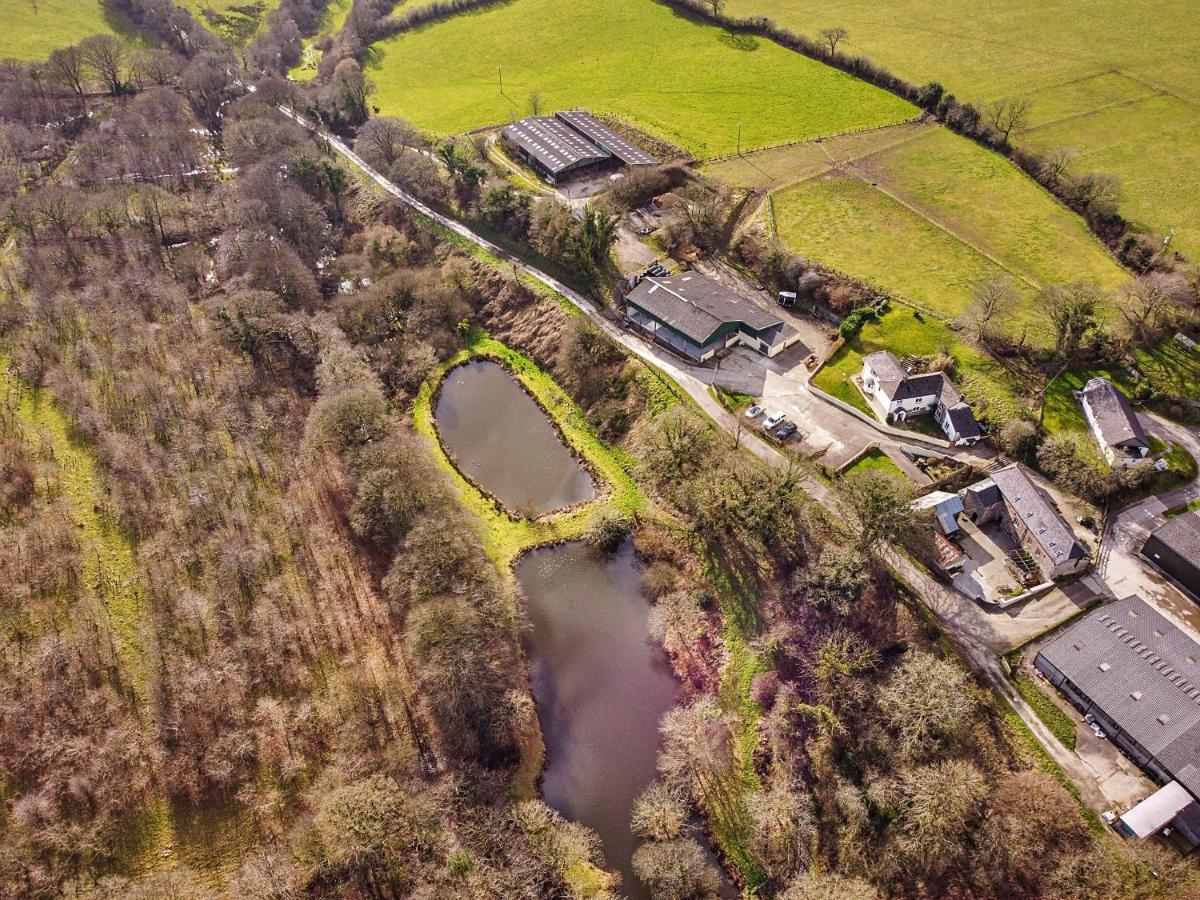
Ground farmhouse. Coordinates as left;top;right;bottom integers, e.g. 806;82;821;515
1141;511;1200;600
1077;376;1150;468
860;351;983;446
624;273;800;363
961;463;1090;580
500;110;657;185
1034;596;1200;823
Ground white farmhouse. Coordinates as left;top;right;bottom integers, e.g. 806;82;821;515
860;351;983;446
1077;376;1150;468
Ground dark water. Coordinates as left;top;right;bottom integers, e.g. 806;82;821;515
435;360;595;516
516;540;680;900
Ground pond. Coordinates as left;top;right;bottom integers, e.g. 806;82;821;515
517;539;680;899
435;359;595;517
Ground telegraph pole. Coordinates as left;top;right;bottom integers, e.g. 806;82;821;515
736;122;742;156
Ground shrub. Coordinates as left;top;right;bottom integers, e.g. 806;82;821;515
838;306;877;338
585;507;634;551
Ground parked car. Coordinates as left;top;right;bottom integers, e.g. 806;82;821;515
638;226;654;236
744;404;764;419
775;422;798;440
804;354;818;369
763;412;787;430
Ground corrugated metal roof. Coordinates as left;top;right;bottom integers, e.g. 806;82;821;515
555;110;658;166
1119;780;1196;837
501;116;610;175
1147;510;1200;561
1038;595;1200;798
625;274;783;346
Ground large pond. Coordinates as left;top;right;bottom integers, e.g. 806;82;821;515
517;540;680;899
435;359;596;517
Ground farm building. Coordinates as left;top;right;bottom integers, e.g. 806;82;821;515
1077;376;1150;468
912;490;964;535
860;351;982;446
961;463;1090;580
624;273;800;363
1034;596;1200;823
1142;511;1200;600
500;110;657;184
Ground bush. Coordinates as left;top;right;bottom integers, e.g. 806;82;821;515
585;507;634;551
838;306;877;338
305;388;390;453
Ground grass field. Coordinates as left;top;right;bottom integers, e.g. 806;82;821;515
0;0;137;58
756;125;1128;335
726;0;1200;257
289;0;352;81
812;307;1030;424
363;0;916;158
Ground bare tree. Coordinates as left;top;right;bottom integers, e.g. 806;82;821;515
1039;280;1102;365
819;27;849;55
46;46;87;99
985;97;1032;145
1038;146;1076;189
1120;274;1189;345
79;34;127;96
354;116;421;170
964;274;1018;343
527;90;542;116
877;650;978;755
707;0;725;16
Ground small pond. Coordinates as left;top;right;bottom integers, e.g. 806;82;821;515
517;539;681;899
435;360;595;517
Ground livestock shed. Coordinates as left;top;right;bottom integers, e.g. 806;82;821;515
1142;510;1200;600
624;273;800;363
500;110;657;184
1034;596;1200;805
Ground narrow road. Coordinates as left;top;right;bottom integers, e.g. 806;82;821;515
287;107;1176;813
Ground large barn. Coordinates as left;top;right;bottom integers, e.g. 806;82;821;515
624;273;800;363
1034;596;1200;816
1142;510;1200;600
500;110;657;184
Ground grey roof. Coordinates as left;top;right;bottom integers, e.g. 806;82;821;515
1148;511;1200;560
945;403;983;439
990;463;1089;564
1081;377;1148;450
626;274;783;346
1037;595;1200;798
554;110;657;166
501;116;610;175
863;351;908;396
963;479;1002;509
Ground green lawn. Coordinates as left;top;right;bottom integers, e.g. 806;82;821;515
0;0;137;58
769;126;1128;338
812;307;1030;425
727;0;1200;257
841;447;904;480
362;0;916;158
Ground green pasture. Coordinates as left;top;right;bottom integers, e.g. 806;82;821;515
0;0;137;58
768;126;1128;337
727;0;1200;257
811;307;1030;424
362;0;916;158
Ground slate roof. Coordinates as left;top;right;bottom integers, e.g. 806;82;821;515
863;351;909;397
1037;595;1200;799
945;403;983;439
626;275;783;346
554;110;657;166
1148;511;1200;560
1081;376;1149;451
501;116;610;175
990;463;1089;565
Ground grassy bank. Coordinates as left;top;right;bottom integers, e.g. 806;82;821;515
1010;670;1078;751
413;331;646;568
363;0;915;158
841;447;904;480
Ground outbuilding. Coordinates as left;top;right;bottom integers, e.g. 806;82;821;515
1142;510;1200;600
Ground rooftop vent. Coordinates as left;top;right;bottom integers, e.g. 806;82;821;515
1099;663;1111;672
1159;714;1171;725
1154;629;1164;638
1131;691;1143;700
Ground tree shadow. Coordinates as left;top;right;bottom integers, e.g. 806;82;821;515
717;31;760;52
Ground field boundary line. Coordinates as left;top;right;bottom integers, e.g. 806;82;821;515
702;117;923;165
817;142;1042;292
1022;90;1166;135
